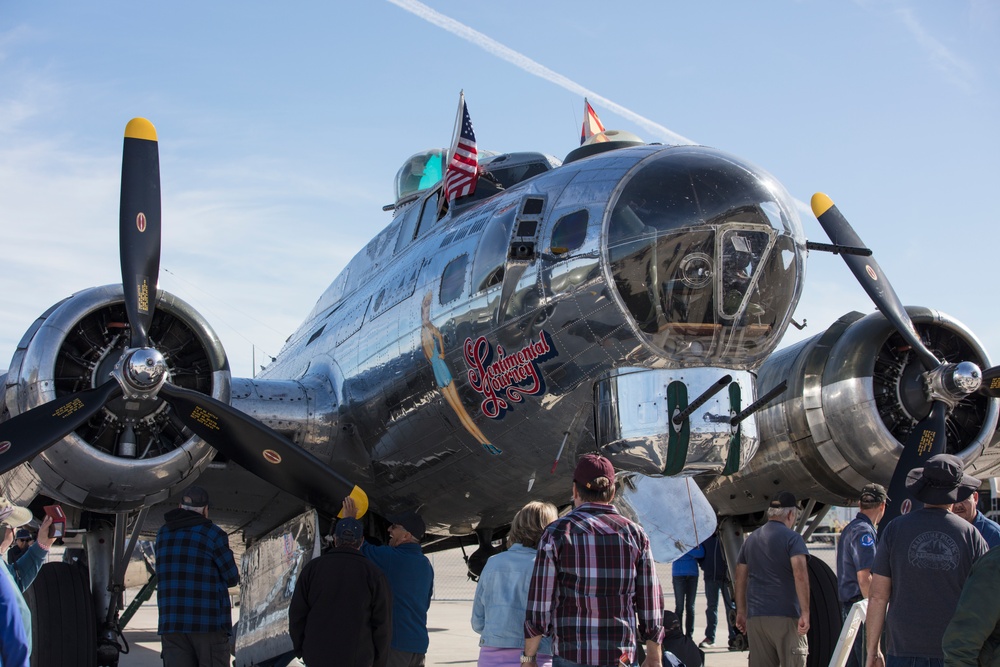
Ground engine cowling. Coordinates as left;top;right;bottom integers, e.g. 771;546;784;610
703;306;998;515
2;285;229;512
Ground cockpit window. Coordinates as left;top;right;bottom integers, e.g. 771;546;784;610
456;157;554;209
606;147;803;368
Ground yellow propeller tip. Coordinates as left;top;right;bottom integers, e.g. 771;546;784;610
125;118;157;142
811;192;834;217
338;485;369;519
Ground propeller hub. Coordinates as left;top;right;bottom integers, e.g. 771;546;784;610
926;361;983;409
111;347;168;399
949;361;983;394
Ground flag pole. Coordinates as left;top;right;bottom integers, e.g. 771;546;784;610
439;90;465;218
447;90;464;173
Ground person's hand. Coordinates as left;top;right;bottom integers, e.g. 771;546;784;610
735;611;747;634
342;496;359;520
640;650;663;667
797;612;810;635
36;515;55;549
0;526;13;552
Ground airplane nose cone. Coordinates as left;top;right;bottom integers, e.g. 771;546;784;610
605;146;806;370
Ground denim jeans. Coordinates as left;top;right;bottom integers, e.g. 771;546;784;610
672;575;698;637
704;577;736;642
885;656;943;667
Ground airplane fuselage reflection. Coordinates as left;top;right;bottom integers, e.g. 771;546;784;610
246;144;806;533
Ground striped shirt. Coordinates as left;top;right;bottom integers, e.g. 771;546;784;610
524;502;665;665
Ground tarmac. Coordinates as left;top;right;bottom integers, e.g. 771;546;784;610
117;544;839;667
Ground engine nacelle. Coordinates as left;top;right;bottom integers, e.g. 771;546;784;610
704;307;998;515
2;285;230;512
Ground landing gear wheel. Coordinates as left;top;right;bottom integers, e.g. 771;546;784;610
806;554;841;667
24;562;97;667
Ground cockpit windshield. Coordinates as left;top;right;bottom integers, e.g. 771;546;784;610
606;146;804;368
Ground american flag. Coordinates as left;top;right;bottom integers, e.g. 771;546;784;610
580;98;606;145
443;93;478;202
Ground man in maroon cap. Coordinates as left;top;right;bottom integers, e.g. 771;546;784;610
523;453;665;667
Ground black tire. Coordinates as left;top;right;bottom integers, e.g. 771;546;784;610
807;554;841;667
23;562;97;667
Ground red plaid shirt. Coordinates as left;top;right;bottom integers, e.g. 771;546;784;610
524;502;665;665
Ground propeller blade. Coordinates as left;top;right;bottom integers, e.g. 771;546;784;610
120;118;162;348
158;383;368;518
0;380;122;474
879;400;948;526
981;365;1000;398
811;193;940;370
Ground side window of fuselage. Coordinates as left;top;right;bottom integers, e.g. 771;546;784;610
550;209;589;254
440;254;469;304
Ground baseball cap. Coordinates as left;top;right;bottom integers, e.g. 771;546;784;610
573;454;615;490
0;496;32;528
14;529;32;541
334;518;363;542
860;483;889;504
769;491;797;509
387;510;426;540
181;485;210;508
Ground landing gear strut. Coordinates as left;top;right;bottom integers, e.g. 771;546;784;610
89;509;149;666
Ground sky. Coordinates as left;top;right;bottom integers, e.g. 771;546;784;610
1;1;998;380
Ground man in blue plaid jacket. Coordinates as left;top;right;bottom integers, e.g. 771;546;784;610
156;485;240;666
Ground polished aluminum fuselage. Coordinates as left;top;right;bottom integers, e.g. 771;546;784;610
247;145;803;533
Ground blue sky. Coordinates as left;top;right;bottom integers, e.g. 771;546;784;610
1;1;998;379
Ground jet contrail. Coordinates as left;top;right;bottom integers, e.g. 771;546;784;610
386;0;696;146
386;0;818;218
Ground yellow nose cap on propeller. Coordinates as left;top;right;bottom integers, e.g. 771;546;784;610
125;118;158;142
338;485;370;519
811;192;835;218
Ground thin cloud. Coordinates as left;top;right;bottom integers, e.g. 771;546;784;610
895;7;977;90
386;0;696;146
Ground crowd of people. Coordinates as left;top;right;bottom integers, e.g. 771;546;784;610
287;454;675;667
283;451;1000;667
4;449;999;667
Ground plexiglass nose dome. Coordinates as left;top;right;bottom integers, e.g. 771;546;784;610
606;146;806;369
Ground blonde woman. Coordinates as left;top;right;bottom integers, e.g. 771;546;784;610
420;291;501;455
472;501;558;666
